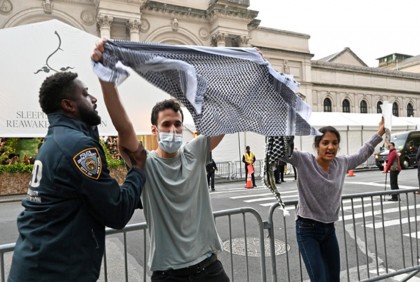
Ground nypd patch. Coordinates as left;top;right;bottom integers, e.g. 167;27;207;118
73;148;102;180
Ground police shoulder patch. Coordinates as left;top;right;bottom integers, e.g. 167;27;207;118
73;148;102;180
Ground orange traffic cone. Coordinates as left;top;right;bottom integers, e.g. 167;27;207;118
383;161;387;173
246;164;254;189
347;169;355;177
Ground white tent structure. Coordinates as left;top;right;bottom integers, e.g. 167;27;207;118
206;112;420;164
0;20;174;138
2;20;420;164
296;112;420;156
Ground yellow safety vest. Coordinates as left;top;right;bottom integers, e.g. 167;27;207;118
244;152;255;165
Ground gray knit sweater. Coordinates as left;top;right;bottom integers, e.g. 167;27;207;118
283;133;383;223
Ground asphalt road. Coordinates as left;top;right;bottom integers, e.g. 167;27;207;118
1;168;420;281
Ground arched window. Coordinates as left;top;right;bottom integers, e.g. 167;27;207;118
407;103;414;117
377;101;383;113
342;99;350;113
324;98;332;112
360;100;367;113
392;102;399;116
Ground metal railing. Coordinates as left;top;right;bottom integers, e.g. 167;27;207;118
1;189;420;281
215;160;268;181
214;161;236;181
214;159;372;183
267;189;420;282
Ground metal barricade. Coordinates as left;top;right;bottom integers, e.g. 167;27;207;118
267;189;420;282
0;244;13;282
213;208;267;282
215;159;375;183
1;189;420;281
215;161;235;181
102;223;148;282
233;160;245;180
232;160;264;180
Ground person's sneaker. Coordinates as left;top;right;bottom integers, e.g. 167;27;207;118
211;189;215;192
253;185;257;187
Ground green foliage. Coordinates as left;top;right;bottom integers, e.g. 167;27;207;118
100;140;126;168
107;158;126;168
0;163;33;173
100;140;112;161
0;138;125;174
0;138;19;164
16;138;40;159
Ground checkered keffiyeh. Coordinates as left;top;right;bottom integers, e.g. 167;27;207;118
92;40;319;214
92;40;318;137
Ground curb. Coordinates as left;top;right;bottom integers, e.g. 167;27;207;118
0;194;25;203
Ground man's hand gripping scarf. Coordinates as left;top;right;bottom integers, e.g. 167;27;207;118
92;40;319;215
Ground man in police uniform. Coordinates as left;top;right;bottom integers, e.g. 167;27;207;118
8;72;147;282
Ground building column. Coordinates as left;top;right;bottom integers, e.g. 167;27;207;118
238;35;250;47
212;32;226;47
127;18;141;41
97;14;113;38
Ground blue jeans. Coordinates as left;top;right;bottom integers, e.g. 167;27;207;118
296;217;340;282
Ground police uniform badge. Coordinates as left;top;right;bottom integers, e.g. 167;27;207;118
73;148;102;180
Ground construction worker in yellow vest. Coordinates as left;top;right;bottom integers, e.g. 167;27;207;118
242;146;257;187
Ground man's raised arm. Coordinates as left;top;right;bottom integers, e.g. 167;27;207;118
91;39;139;163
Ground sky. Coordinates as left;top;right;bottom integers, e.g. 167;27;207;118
249;0;420;67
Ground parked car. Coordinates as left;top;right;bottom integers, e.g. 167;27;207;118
375;130;420;170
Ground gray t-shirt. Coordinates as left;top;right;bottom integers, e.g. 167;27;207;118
283;133;382;223
142;135;223;271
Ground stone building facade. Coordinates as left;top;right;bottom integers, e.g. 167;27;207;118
1;0;419;117
311;48;420;117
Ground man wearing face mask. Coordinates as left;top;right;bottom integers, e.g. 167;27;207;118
92;40;230;281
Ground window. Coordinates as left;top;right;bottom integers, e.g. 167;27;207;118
342;99;350;113
377;101;383;113
407;103;414;117
324;98;332;112
360;100;367;113
393;102;399;116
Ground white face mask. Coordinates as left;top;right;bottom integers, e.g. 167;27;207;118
157;131;183;154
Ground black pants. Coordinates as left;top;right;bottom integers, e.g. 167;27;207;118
245;165;255;186
151;257;230;282
390;170;400;199
274;165;285;183
207;171;215;189
417;169;420;190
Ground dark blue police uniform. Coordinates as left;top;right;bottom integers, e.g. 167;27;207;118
8;113;145;282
